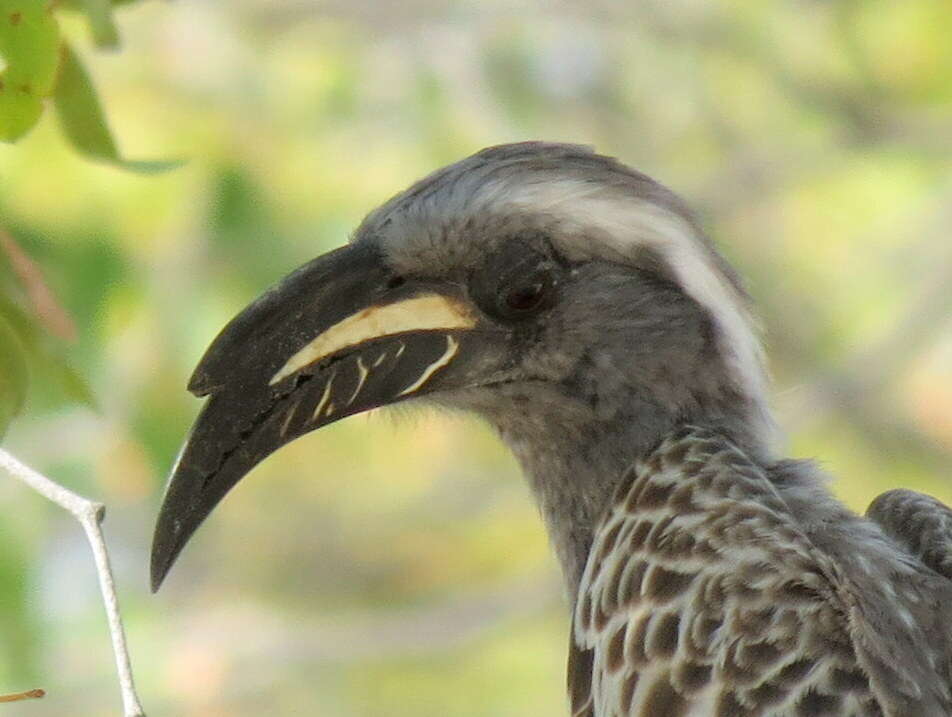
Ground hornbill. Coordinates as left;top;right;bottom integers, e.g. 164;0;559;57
152;143;952;716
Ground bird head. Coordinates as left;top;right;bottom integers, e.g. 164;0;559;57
151;142;773;592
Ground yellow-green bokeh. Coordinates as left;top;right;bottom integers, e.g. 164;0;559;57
0;1;950;715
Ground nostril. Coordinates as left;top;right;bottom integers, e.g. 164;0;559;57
387;275;406;290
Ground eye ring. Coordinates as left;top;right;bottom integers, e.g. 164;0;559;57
469;235;562;323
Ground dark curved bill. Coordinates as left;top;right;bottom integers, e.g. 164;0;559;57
151;244;505;591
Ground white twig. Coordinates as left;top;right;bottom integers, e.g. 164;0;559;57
0;448;145;717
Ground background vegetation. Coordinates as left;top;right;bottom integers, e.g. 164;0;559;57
1;1;951;714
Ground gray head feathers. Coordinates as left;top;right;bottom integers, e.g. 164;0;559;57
355;142;776;453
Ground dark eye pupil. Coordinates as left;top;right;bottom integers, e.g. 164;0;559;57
472;242;559;322
506;282;544;311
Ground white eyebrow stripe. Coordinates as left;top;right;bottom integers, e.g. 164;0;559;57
398;334;460;396
500;180;775;450
270;294;475;385
348;356;370;405
312;373;335;421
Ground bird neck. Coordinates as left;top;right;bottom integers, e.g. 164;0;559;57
486;383;766;599
507;427;638;598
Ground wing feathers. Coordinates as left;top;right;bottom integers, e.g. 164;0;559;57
867;488;952;580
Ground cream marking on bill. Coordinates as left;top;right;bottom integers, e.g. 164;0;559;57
270;295;474;385
398;335;460;396
280;401;299;437
312;373;335;421
349;357;370;405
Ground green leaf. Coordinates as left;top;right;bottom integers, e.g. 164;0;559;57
0;0;61;141
53;42;183;172
54;359;96;408
0;292;38;351
79;0;119;49
53;41;117;157
0;312;28;438
0;293;95;411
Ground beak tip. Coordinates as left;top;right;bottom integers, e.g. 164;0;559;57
150;449;217;594
150;505;190;593
150;536;174;593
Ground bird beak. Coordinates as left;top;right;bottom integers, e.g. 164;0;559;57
151;243;504;591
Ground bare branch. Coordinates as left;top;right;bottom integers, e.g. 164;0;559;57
0;688;45;702
0;449;145;717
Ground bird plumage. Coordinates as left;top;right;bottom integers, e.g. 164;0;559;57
569;427;952;716
151;142;952;716
867;489;952;581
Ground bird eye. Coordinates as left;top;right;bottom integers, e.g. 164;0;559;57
497;269;555;319
506;280;545;312
470;236;562;323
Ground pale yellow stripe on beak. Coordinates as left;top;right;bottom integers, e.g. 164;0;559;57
348;356;370;405
312;373;335;421
270;294;475;385
280;401;299;437
398;334;460;396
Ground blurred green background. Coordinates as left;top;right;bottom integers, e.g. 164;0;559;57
1;1;951;714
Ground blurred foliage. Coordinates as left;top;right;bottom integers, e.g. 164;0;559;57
0;312;27;437
0;0;177;163
0;0;176;437
0;0;949;715
0;0;60;142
